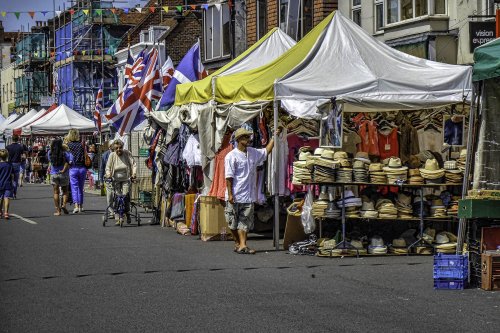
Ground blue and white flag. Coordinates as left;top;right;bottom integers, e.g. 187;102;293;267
157;41;207;110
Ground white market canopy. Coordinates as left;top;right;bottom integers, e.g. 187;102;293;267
0;113;22;134
22;104;98;135
274;11;473;118
3;109;40;136
0;114;5;125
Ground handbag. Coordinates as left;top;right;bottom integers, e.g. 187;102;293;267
32;157;42;171
82;143;92;168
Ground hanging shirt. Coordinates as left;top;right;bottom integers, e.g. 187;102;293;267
287;134;319;193
357;120;379;156
182;134;202;167
418;127;444;156
225;147;267;204
208;134;233;200
267;128;288;196
398;119;420;164
342;131;362;156
377;127;399;160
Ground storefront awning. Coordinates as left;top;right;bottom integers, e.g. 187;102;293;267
473;37;500;82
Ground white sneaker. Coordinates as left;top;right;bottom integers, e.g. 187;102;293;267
73;207;79;214
79;207;84;213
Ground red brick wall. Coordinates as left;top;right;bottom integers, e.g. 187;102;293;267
314;0;338;26
166;17;202;64
247;0;257;46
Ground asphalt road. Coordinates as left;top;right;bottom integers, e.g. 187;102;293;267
0;184;499;332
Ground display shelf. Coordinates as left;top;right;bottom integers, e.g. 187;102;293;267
301;181;463;187
317;216;458;222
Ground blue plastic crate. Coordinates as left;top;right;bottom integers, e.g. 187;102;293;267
433;253;468;269
434;279;466;290
433;267;468;279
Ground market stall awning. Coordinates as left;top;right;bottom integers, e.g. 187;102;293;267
212;12;334;105
174;27;296;106
473;37;500;82
275;11;472;117
23;104;98;135
3;109;39;136
0;113;22;134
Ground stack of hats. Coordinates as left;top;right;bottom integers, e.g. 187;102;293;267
360;200;378;218
457;149;467;171
312;149;338;183
430;198;447;218
389;238;409;255
336;190;362;217
348;239;368;255
447;196;460;216
368;236;388;254
419;159;445;184
369;163;386;184
383;157;408;184
408;168;424;185
312;200;329;218
324;201;341;218
292;151;313;185
395;192;413;219
412;196;430;218
376;199;398;219
434;231;458;253
444;160;463;184
353;160;369;182
334;151;353;183
422;227;436;244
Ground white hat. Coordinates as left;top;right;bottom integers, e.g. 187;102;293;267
435;233;450;244
370;236;385;247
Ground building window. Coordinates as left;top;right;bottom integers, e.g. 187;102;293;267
375;0;384;31
204;4;231;62
434;0;446;14
352;0;361;26
387;0;443;25
387;0;399;24
257;0;267;40
279;0;314;41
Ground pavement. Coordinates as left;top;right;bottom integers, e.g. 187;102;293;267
0;184;499;332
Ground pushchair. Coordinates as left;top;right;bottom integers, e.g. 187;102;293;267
102;178;141;227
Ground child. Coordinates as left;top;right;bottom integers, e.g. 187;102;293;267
0;149;14;219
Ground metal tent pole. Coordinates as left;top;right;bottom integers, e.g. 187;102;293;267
273;97;280;250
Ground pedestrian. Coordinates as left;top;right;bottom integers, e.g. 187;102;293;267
66;129;87;213
0;149;14;219
100;140;115;218
224;127;280;254
6;135;28;197
48;138;70;216
105;139;136;225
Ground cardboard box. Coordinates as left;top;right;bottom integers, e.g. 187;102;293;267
199;196;229;241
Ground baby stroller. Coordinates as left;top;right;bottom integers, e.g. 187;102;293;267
102;177;141;227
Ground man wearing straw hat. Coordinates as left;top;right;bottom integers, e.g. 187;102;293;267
225;127;281;254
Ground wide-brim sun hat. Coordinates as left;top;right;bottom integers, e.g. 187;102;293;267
354;152;371;163
382;157;408;171
333;151;348;161
234;128;253;141
419;158;444;174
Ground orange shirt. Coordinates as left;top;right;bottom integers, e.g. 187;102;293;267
377;127;399;160
357;120;380;156
208;134;233;200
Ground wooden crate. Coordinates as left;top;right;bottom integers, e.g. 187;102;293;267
481;252;500;291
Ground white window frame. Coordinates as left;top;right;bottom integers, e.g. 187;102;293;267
279;0;313;41
485;0;496;16
203;4;231;62
375;0;384;31
352;0;362;26
385;1;447;26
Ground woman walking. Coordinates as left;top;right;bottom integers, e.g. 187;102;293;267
48;139;70;216
0;149;14;219
66;129;87;213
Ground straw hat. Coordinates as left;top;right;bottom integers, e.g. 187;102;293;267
299;151;311;161
369;163;383;172
419;159;445;178
392;238;407;248
234;128;253;141
334;151;348;161
408;155;421;169
353;160;366;169
444;160;458;170
459;148;467;159
370;236;385;247
361;201;376;211
321;150;335;160
397;193;412;206
383;157;408;172
354;152;371;163
409;169;420;177
435;233;450;244
350;240;364;250
314;147;325;156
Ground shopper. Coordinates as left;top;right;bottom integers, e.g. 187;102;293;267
225;127;280;254
0;149;14;219
6;135;28;197
100;140;115;218
48;139;70;216
105;139;136;225
66;129;87;213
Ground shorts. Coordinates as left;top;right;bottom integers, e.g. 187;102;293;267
224;202;254;232
0;189;13;199
51;173;69;187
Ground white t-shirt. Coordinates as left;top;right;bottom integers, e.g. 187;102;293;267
224;147;267;203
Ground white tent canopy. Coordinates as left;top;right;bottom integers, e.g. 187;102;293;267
23;104;98;135
0;113;22;134
3;109;39;136
0;115;6;125
275;11;473;118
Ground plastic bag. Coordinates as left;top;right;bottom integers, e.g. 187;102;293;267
301;188;316;234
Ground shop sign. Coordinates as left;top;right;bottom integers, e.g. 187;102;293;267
40;96;55;107
469;21;496;51
139;148;149;157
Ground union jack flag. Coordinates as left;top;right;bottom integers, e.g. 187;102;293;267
157;41;208;110
124;48;134;82
161;56;174;90
106;48;162;135
94;84;103;132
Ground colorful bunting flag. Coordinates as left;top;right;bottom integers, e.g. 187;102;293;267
95;9;102;15
69;9;75;16
215;4;221;11
136;8;143;13
41;11;48;16
176;6;183;12
28;11;35;19
190;5;196;10
83;9;89;15
56;10;62;17
1;11;5;17
202;4;209;10
14;12;20;19
149;7;155;13
82;50;86;56
162;6;169;13
110;8;117;14
123;8;129;14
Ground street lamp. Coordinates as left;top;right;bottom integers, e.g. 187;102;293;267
24;65;34;113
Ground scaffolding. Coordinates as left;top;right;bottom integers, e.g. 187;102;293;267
53;0;130;118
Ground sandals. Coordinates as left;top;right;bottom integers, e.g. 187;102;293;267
54;211;61;216
4;212;9;220
236;247;256;255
